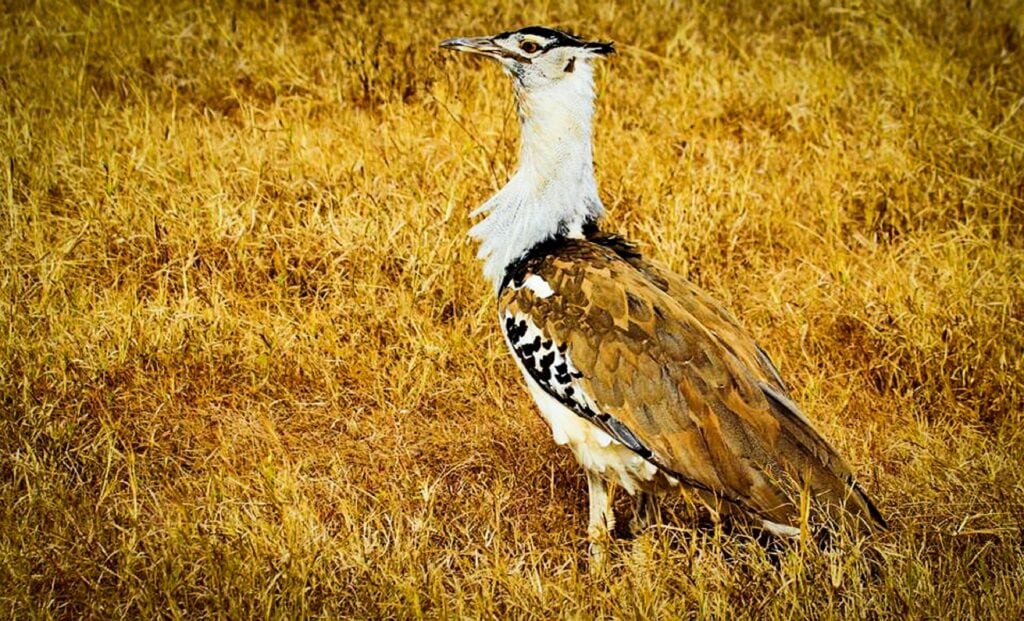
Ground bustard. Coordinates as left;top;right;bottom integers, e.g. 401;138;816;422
441;26;886;557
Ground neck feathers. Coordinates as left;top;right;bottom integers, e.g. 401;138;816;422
469;64;605;292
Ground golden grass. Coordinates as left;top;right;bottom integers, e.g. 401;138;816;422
2;0;1023;617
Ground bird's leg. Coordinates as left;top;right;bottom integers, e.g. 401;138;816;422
586;470;615;567
633;491;661;534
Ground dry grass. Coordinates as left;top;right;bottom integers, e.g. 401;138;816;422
2;0;1024;618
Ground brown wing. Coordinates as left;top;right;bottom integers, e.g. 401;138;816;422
500;238;885;530
587;229;791;394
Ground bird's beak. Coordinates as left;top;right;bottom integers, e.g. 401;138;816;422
440;36;516;62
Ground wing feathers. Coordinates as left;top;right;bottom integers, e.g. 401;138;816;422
500;237;884;531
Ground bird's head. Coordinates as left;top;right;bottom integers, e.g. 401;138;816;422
440;26;614;93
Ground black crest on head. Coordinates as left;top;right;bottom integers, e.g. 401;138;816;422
499;25;615;56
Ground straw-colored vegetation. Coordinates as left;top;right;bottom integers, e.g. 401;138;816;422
2;0;1023;617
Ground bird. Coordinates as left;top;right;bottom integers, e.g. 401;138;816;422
440;26;886;558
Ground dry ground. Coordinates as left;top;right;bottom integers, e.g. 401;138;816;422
2;0;1024;618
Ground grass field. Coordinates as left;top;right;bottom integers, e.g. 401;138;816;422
2;0;1023;617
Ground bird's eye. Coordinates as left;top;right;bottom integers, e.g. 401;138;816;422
520;40;540;54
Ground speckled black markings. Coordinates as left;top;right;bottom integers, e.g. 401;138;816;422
504;314;529;342
503;313;589;413
503;310;657;463
554;361;572;385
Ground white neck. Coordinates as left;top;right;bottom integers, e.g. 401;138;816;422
469;64;604;292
